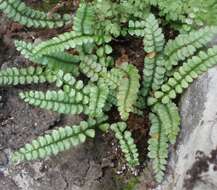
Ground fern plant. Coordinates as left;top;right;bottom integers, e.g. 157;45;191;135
1;0;217;184
145;0;217;31
0;0;72;28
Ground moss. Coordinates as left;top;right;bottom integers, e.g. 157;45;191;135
123;177;140;190
29;0;73;13
41;0;60;11
113;174;139;190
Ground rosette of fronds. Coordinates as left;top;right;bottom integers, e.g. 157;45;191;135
1;0;217;185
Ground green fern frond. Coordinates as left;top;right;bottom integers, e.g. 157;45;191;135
79;55;107;82
15;40;80;75
96;45;114;67
141;56;155;98
93;0;123;37
78;43;96;56
40;53;80;76
104;92;117;112
86;80;109;117
143;14;165;53
0;66;55;86
106;92;144;116
103;67;123;90
111;122;139;167
152;103;180;144
146;0;217;28
141;55;166;98
116;63;140;120
147;0;184;21
148;113;169;183
102;20;122;37
164;26;217;71
151;56;166;91
128;20;146;37
32;31;95;57
19;89;89;115
94;114;110;132
53;71;82;88
150;46;217;105
14;40;34;61
131;106;144;117
135;94;147;109
186;0;217;26
12;118;106;163
0;0;72;28
121;0;150;20
141;14;165;98
73;4;95;35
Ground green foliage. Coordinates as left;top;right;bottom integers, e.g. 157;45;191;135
187;0;217;26
93;0;124;38
15;40;34;61
141;14;165;99
148;113;169;183
143;14;165;53
150;46;217;105
164;27;217;71
128;20;146;37
152;103;180;144
12;118;105;163
86;80;109;117
111;122;139;167
0;66;55;86
148;102;180;181
146;0;217;30
120;0;150;20
1;0;217;185
0;0;72;28
73;4;95;35
116;63;140;120
141;55;166;98
15;40;80;75
32;31;95;57
146;0;185;22
39;53;80;76
123;177;139;190
79;55;107;82
19;89;89;115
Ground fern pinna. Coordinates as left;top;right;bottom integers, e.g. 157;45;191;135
1;0;217;184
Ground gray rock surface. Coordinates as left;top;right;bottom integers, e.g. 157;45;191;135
0;87;120;190
156;67;217;190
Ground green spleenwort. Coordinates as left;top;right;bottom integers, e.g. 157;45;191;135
0;0;72;28
12;118;107;162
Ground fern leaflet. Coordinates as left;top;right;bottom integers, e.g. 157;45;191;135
116;63;140;120
111;122;139;167
0;0;72;28
12;118;108;163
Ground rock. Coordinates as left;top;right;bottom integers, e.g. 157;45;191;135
0;88;61;149
157;66;217;190
1;141;119;190
0;175;18;190
0;87;120;190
